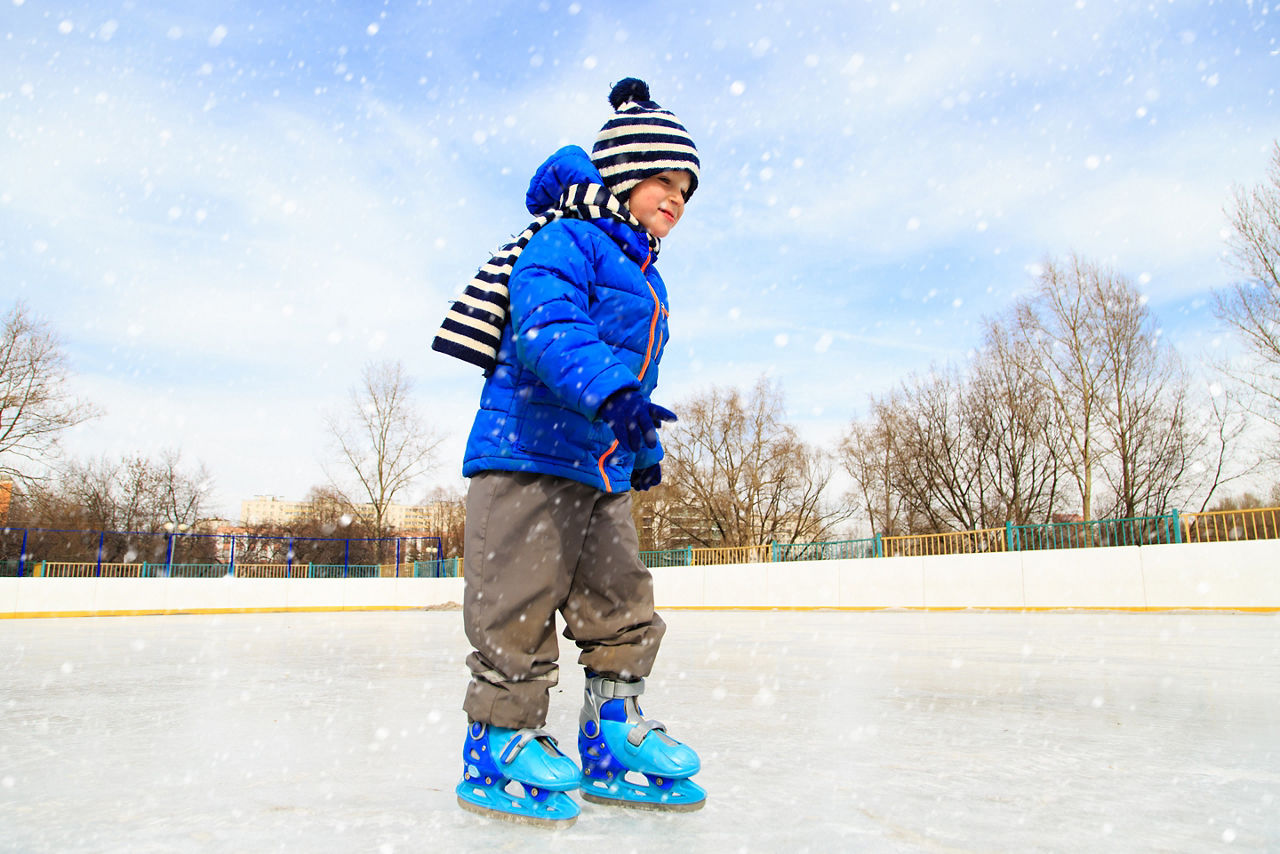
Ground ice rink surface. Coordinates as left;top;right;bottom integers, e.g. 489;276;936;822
2;608;1277;853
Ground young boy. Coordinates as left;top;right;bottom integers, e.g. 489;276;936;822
432;78;705;827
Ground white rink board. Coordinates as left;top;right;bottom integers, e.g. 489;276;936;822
1141;541;1280;608
1022;546;1148;608
1;541;1276;616
922;551;1025;609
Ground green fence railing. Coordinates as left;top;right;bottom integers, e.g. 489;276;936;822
640;547;695;567
413;558;462;578
636;506;1280;569
1009;514;1182;551
773;538;877;562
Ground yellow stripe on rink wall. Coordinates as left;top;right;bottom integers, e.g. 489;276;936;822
4;604;1276;620
1;606;439;620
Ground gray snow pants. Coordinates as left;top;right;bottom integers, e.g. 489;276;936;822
461;470;666;730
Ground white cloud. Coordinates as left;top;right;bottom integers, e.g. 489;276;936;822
3;0;1278;513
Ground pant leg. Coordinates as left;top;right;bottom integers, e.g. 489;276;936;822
462;471;586;729
563;489;666;681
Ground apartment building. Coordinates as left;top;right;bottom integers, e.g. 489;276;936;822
239;495;448;531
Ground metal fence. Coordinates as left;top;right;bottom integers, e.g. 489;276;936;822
882;527;1007;557
5;506;1277;577
773;539;878;561
0;528;448;578
637;506;1280;569
1183;507;1280;542
640;544;772;567
1010;515;1182;550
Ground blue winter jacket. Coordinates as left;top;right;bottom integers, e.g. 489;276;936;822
461;146;670;493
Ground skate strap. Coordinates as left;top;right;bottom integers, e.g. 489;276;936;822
626;718;667;747
589;676;645;699
498;728;559;765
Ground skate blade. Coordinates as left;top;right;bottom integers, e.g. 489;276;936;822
581;790;706;812
456;794;578;829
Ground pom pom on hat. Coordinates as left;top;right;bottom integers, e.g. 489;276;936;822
608;77;651;109
591;78;699;201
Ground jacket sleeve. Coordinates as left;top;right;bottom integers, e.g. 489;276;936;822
508;222;642;416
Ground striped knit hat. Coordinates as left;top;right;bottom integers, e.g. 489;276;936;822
590;78;700;202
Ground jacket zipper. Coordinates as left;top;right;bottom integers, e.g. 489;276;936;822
597;440;619;493
637;265;665;381
598;249;665;494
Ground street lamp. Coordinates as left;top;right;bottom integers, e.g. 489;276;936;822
163;522;191;577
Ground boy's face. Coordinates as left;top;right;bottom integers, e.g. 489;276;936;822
627;170;693;239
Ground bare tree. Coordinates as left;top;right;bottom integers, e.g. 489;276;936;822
0;302;99;484
1002;255;1113;520
52;450;213;532
841;345;1062;538
630;486;680;553
1186;388;1253;513
888;368;992;532
57;456;121;529
152;449;214;530
993;255;1200;519
839;405;910;538
301;484;358;529
1216;141;1280;444
658;377;852;548
837;249;1241;535
840;257;1216;535
419;485;467;559
1088;273;1199;518
972;323;1064;524
9;450;215;566
324;361;443;554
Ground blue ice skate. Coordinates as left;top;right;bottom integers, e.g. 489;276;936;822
578;674;707;812
456;722;581;828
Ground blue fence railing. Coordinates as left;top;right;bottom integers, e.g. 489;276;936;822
0;528;446;579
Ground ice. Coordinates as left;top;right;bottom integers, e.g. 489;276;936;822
1;610;1277;852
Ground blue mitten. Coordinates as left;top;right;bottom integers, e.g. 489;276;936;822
649;403;678;429
599;389;658;452
632;463;662;491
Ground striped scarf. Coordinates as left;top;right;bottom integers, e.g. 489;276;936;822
431;182;656;375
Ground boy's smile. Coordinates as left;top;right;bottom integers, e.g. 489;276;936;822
627;170;693;239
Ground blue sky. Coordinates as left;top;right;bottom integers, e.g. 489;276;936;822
3;1;1278;520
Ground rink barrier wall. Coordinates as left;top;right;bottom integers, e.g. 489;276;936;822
0;540;1276;618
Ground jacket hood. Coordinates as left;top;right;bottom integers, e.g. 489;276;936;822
525;145;605;213
524;146;653;262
